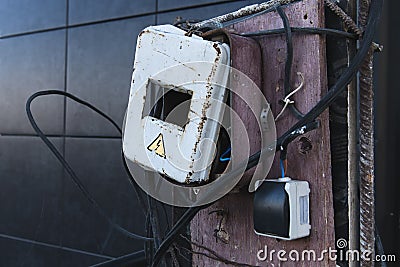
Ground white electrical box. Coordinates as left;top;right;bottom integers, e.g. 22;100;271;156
253;178;311;240
123;25;230;184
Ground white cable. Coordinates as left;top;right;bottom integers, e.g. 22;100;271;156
275;72;305;121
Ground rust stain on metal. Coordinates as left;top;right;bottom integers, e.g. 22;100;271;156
139;29;165;38
212;43;222;56
186;48;222;181
138;29;150;38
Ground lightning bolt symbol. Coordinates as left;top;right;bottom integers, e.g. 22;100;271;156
147;133;166;158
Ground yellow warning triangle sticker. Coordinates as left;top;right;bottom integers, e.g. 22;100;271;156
147;133;166;158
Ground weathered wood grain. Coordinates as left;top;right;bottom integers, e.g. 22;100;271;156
191;0;335;266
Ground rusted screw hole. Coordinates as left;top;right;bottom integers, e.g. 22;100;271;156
303;13;308;20
298;137;313;154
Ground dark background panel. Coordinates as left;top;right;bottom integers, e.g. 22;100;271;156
0;235;108;267
157;1;254;24
0;30;66;135
0;0;66;37
375;0;400;260
157;0;242;12
0;136;63;245
0;237;62;267
68;0;156;25
65;16;155;136
62;138;146;256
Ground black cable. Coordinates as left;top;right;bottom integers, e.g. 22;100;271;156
248;0;382;169
279;120;320;160
276;5;305;119
107;121;315;267
146;175;162;249
121;151;149;215
375;225;387;267
26;90;153;242
150;0;382;265
50;0;382;265
145;212;154;266
161;203;170;231
25;91;314;266
240;26;357;39
151;205;207;267
106;13;381;259
113;0;385;262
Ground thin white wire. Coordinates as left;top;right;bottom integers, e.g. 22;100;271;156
275;72;305;121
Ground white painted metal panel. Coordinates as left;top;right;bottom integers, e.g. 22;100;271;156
123;25;230;183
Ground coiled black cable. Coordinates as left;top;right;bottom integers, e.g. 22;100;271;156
26;90;153;242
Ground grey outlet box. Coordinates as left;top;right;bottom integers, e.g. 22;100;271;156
253;178;311;240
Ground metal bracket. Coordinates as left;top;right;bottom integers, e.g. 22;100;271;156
260;106;271;131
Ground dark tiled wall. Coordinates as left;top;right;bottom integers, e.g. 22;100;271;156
0;0;255;266
0;30;66;134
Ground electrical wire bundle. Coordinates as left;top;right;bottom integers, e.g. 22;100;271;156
25;0;383;265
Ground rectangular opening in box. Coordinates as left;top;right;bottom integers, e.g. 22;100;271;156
143;79;193;128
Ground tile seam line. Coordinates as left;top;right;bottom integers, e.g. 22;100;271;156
0;0;246;39
0;133;122;139
0;233;115;260
61;0;69;252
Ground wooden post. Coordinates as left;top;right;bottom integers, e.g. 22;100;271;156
191;0;335;266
